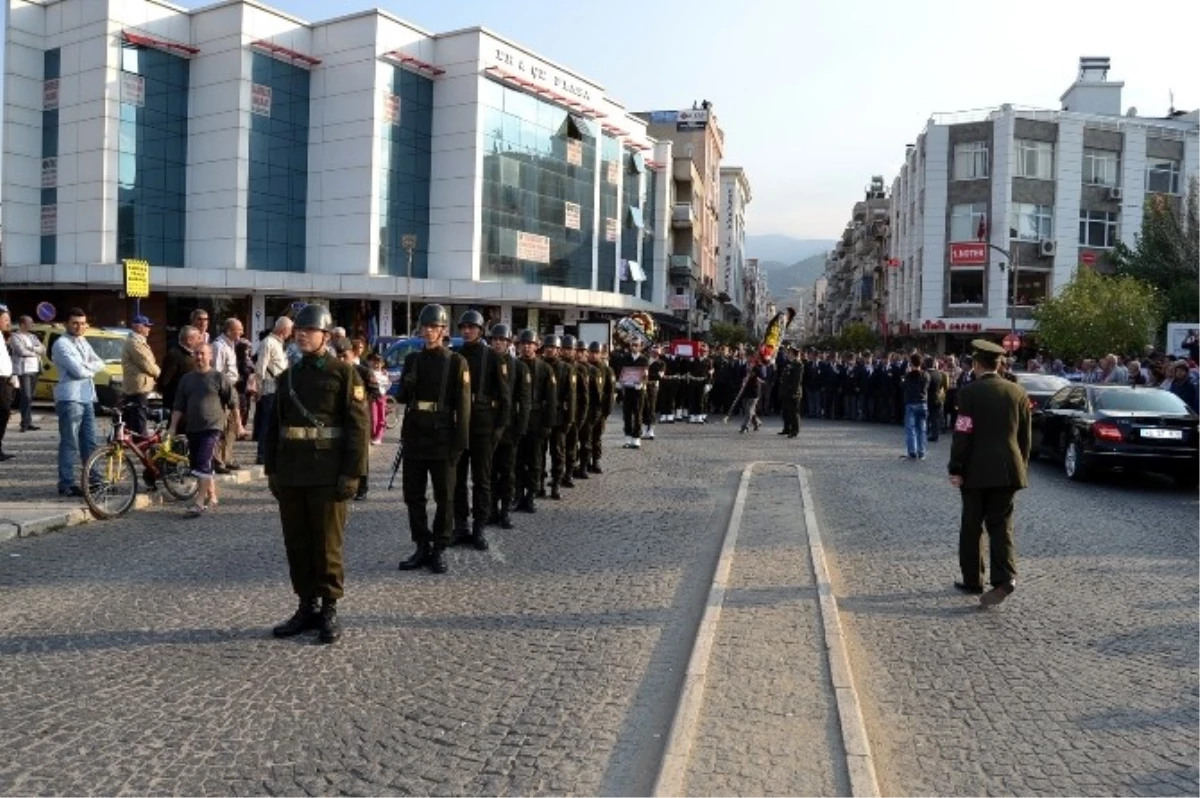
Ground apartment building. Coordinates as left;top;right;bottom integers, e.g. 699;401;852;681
716;165;751;323
883;57;1199;348
819;175;891;338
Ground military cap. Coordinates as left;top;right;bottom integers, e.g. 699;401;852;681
970;339;1006;356
587;341;602;353
330;337;354;354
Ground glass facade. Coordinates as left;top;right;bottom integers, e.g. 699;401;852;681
479;78;598;288
117;44;189;267
619;151;642;297
597;134;620;292
40;48;59;264
378;66;433;278
641;168;657;302
247;53;310;272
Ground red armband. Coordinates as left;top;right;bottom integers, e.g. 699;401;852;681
954;414;974;433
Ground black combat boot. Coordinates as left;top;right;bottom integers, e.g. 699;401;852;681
272;597;319;638
589;460;602;474
470;521;489;551
317;598;342;645
451;522;470;547
487;501;500;525
428;546;448;574
549;483;562;500
398;544;431;570
536;485;547;498
573;467;589;480
524;493;537;513
561;475;575;488
499;500;514;529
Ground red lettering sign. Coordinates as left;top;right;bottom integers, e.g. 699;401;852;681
950;242;987;266
1080;251;1096;266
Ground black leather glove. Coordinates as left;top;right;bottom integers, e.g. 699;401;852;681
335;476;359;502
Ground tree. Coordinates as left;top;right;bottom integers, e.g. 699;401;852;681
837;322;878;352
1033;269;1162;362
710;321;752;348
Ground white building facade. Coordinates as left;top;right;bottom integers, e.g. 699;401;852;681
2;0;674;339
716;165;750;322
886;57;1199;348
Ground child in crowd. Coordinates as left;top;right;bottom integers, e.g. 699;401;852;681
369;353;389;445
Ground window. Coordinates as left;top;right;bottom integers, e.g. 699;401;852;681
1082;148;1119;186
953;141;989;180
950;202;987;242
949;270;984;306
1009;203;1053;241
1015;139;1054;179
1079;210;1119;248
1146;158;1181;194
1009;269;1050;306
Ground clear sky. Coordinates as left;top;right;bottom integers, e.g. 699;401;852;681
12;0;1200;241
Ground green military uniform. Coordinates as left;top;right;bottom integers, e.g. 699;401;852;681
589;350;616;470
265;348;369;605
566;344;591;483
779;350;803;437
491;349;530;528
576;348;603;479
545;340;577;498
517;339;557;512
949;339;1032;601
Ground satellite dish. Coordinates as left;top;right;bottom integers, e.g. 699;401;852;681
1126;106;1137;116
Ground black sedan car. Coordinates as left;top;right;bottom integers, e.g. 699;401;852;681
1014;372;1071;411
1031;384;1199;487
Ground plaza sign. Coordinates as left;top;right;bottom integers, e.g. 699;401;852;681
487;45;593;103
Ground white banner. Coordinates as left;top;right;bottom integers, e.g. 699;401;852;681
383;92;400;126
564;201;580;230
566;139;582;167
605;217;617;242
121;72;145;107
43;79;59;110
40;204;57;235
41;157;57;189
517;231;550;264
606;161;619;185
668;293;691;310
251;83;273;117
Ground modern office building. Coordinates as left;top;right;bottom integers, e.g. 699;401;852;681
716;165;751;323
1;0;676;344
885;56;1199;348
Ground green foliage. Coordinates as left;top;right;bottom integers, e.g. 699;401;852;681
837;322;878;352
1033;268;1162;361
709;321;753;348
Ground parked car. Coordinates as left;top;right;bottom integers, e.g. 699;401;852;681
1014;372;1071;411
30;324;128;402
381;336;463;396
1031;384;1198;487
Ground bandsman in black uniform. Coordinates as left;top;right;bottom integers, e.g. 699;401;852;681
643;344;664;439
948;339;1031;607
543;335;576;500
452;310;510;549
779;346;804;437
688;347;711;423
266;303;369;645
516;330;556;512
585;342;616;471
488;324;530;529
619;339;649;448
396;304;471;576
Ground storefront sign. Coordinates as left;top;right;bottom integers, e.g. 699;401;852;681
605;217;618;242
41;157;57;189
677;109;709;131
566;139;582;166
43;79;59;110
488;46;593;103
564;201;581;230
383;92;400;125
251;84;272;117
123;259;150;299
668;294;691;310
121;72;145;107
40;204;56;235
949;242;987;266
516;231;550;264
605;161;619;185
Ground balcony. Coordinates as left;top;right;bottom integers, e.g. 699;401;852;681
673;157;701;184
669;254;699;280
671;203;696;228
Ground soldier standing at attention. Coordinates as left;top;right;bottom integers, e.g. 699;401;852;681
558;335;582;489
948;339;1031;608
265;304;369;645
779;346;804;438
397;304;471;575
515;330;556;513
568;339;592;482
488;324;529;530
543;335;576;500
588;343;616;471
452;311;510;550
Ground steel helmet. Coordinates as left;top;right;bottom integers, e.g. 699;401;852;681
541;334;561;349
560;334;577;350
417;304;449;328
518;329;539;344
458;310;485;329
588;341;602;353
489;323;512;340
575;339;587;351
293;303;332;332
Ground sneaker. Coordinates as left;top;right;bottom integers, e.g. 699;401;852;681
918;453;927;460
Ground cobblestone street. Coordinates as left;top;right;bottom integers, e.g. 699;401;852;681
0;414;1196;796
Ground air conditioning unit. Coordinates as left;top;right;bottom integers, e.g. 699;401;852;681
1106;186;1123;201
1038;239;1057;258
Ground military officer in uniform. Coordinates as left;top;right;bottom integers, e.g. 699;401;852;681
543;335;576;499
583;342;616;472
948;339;1031;607
567;338;592;481
488;324;530;529
557;335;583;488
452;310;510;549
265;304;369;645
397;304;471;575
516;330;556;512
779;346;804;437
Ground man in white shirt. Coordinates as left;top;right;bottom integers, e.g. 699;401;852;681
211;317;245;471
253;316;292;465
0;307;17;460
9;314;45;432
51;307;105;495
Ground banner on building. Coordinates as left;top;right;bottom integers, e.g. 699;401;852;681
516;231;550;264
605;217;618;242
41;157;57;189
40;205;57;235
676;108;709;131
566;139;582;167
121;72;145;107
605;161;619;185
43;79;59;110
251;84;273;117
668;293;691;310
383;92;401;125
949;242;987;266
564;201;581;230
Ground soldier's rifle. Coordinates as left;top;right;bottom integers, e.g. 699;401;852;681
387;439;404;490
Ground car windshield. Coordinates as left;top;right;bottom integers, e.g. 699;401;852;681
1017;374;1070;392
1093;388;1192;413
385;342;421;369
87;336;126;363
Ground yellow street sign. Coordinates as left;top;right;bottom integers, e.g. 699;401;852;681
123;259;150;298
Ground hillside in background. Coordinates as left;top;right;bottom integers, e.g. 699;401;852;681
745;234;836;266
766;252;828;297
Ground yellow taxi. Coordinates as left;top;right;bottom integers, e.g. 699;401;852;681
31;324;128;402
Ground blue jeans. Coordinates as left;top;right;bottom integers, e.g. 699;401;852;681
904;402;928;458
56;400;97;493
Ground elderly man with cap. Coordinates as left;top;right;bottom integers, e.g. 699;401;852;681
487;323;529;529
264;304;369;644
121;314;161;436
948;338;1031;608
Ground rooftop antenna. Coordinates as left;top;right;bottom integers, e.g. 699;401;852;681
1169;90;1175;114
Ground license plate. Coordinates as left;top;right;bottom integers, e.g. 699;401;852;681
1141;428;1183;440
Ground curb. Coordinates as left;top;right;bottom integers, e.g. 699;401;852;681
797;465;880;798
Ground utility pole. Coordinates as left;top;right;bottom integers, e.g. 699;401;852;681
401;233;417;336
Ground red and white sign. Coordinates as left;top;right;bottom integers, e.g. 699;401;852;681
121;72;145;107
43;79;59;110
564;201;580;230
949;242;987;266
40;204;57;235
516;231;550;263
1003;333;1021;352
566;139;582;167
605;217;618;242
1080;251;1096;266
383;93;400;125
251;84;272;117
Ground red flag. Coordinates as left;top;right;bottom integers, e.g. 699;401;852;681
976;216;988;241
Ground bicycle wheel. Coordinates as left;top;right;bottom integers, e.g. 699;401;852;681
158;453;199;501
384;395;400;430
82;446;139;520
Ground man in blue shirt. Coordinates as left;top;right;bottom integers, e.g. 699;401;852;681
51;308;104;497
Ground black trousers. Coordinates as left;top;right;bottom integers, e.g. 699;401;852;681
643;383;659;425
688;380;705;416
565;422;582;473
455;433;497;526
491;436;518;505
516;431;546;495
623;388;645;438
575;416;593;471
927;401;944;441
658;380;675;415
959;487;1018;587
122;392;150;436
276;485;347;600
402;456;457;548
781;396;800;434
0;382;12;454
548;426;569;485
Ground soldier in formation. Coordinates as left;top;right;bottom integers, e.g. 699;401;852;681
515;330;556;513
487;324;529;530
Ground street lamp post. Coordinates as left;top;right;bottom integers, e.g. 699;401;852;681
401;233;417;336
981;242;1019;335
